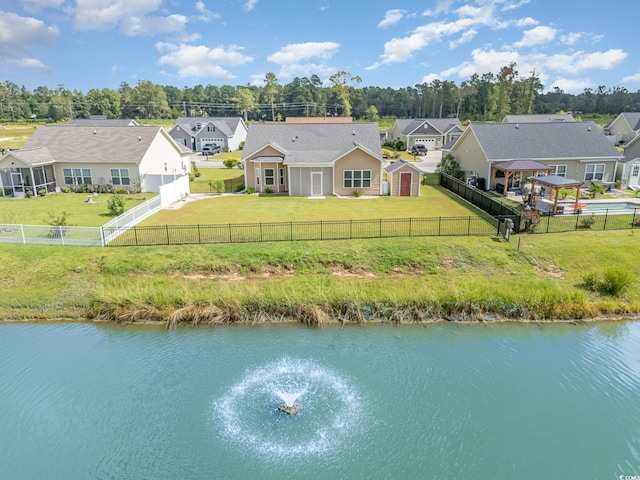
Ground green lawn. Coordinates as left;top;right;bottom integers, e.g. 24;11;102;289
0;192;157;226
0;124;41;150
143;182;485;225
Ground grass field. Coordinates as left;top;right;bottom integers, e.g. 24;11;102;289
0;192;157;226
0;124;41;150
0;230;638;323
143;181;484;225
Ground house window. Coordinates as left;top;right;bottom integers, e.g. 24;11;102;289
343;170;371;188
279;168;285;186
633;165;640;176
264;168;275;186
549;165;567;177
207;126;215;132
585;164;605;181
63;168;92;185
255;168;260;186
110;168;131;186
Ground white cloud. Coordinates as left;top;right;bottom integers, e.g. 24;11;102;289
378;9;405;29
268;42;339;64
0;11;58;71
244;0;258;11
549;78;592;93
156;42;253;81
7;57;52;73
449;29;477;49
502;0;531;11
543;49;627;74
195;1;220;22
267;42;340;80
560;32;582;45
121;14;187;36
20;0;64;12
622;72;640;83
514;26;556;47
515;17;538;27
73;0;188;36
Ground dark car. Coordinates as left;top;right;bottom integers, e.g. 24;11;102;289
202;144;221;155
410;144;428;156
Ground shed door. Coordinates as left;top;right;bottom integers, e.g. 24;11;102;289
400;172;412;196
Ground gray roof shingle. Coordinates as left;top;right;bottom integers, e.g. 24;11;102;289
20;125;173;164
171;117;242;137
463;122;622;161
242;123;383;165
397;118;462;135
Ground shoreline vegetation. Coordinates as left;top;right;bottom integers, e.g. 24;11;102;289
2;230;639;328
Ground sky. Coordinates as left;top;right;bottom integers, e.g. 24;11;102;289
1;0;639;94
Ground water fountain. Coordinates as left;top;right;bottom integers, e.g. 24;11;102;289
213;356;365;459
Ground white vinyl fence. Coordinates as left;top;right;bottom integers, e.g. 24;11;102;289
1;189;173;247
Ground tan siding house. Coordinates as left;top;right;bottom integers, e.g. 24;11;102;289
242;123;384;197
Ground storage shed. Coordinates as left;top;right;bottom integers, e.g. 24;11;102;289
384;160;423;197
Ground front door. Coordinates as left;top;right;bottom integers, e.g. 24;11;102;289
400;172;412;196
311;172;323;196
631;164;640;187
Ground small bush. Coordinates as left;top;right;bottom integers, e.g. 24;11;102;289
353;188;362;198
600;267;634;296
245;187;255;194
107;194;126;216
578;214;596;229
581;267;634;297
264;187;274;194
223;157;240;169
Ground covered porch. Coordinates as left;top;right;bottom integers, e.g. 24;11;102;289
0;152;57;197
491;160;553;196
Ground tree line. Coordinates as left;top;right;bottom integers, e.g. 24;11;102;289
1;63;639;123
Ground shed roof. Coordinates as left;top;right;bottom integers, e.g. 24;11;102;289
384;159;423;174
527;175;584;188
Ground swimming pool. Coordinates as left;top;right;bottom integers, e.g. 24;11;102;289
582;201;640;212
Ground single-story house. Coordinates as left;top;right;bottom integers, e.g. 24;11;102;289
387;118;464;151
242;123;384;197
0;126;192;197
618;134;640;188
384;160;422;196
449;122;623;192
501;114;575;123
604;112;640;145
168;117;247;152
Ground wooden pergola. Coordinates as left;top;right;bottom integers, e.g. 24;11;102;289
492;160;553;196
527;175;583;215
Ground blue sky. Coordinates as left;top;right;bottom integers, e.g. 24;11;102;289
1;0;638;94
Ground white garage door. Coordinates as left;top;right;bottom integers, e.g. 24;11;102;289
415;139;436;150
200;138;225;147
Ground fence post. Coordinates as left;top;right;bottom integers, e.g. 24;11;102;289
134;226;138;246
438;217;441;236
260;223;263;242
467;216;471;236
603;210;608;231
350;219;353;239
633;209;638;229
546;214;550;233
59;226;64;246
496;217;501;236
197;224;201;244
20;224;25;244
229;224;232;243
100;226;105;247
379;218;382;238
575;212;580;230
290;221;293;241
409;217;412;237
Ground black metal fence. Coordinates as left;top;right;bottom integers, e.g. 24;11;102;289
525;210;640;234
104;215;504;246
438;173;522;231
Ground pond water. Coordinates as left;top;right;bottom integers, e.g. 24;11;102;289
1;322;640;479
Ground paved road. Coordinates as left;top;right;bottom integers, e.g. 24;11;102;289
194;149;443;172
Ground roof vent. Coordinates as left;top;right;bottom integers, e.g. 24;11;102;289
352;130;356;135
588;126;591;131
93;129;97;134
515;124;519;129
138;135;142;141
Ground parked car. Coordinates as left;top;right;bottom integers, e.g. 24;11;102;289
410;144;428;156
202;144;221;155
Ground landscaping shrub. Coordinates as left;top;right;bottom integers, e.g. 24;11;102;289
107;194;126;216
519;209;541;233
223;157;240;169
578;214;596;229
